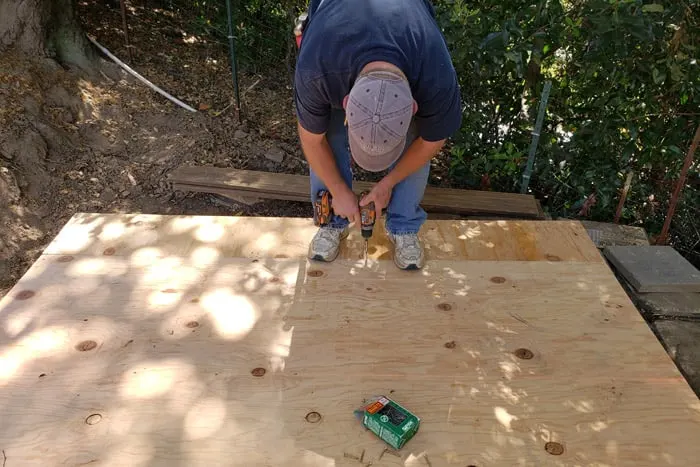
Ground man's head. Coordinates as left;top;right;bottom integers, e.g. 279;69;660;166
343;67;417;172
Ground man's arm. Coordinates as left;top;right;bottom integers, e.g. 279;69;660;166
384;137;445;188
359;137;444;214
298;123;361;225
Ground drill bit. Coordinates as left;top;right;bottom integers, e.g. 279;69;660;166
359;191;375;266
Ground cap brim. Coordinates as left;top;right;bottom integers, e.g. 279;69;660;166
348;133;405;173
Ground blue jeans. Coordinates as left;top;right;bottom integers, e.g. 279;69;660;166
310;110;429;234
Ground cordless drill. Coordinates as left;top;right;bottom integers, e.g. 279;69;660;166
314;190;376;260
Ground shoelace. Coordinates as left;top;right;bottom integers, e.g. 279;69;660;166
318;228;343;242
395;234;421;256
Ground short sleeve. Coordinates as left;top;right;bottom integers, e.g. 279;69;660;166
294;74;331;135
414;74;462;142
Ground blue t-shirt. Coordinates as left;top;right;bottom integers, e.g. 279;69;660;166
294;0;462;142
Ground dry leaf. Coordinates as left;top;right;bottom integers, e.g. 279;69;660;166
198;103;211;111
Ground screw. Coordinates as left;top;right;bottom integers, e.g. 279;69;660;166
76;340;97;351
85;413;102;425
16;290;35;300
185;321;199;328
308;270;324;278
514;348;534;360
444;341;457;349
490;276;506;284
437;303;452;311
251;367;266;377
305;411;322;423
103;247;116;256
545;441;564;455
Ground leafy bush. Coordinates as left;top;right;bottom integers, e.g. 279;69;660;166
435;0;698;263
169;0;699;263
166;0;301;71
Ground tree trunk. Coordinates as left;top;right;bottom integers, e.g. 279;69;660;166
0;0;94;70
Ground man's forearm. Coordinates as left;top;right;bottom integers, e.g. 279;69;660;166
384;137;445;188
298;123;349;195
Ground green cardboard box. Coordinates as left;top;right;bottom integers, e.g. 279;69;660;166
359;396;420;450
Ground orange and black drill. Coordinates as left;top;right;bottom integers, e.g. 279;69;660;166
314;190;376;259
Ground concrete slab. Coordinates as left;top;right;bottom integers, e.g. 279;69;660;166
631;292;700;319
604;245;700;292
652;319;700;398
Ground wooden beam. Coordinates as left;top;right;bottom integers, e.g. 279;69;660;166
168;166;543;218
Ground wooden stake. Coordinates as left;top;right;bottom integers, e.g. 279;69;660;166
119;0;133;62
657;123;700;244
614;170;633;224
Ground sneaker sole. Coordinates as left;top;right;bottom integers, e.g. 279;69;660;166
310;252;338;262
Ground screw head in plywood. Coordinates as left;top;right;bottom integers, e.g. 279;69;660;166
490;276;506;284
307;270;324;278
545;441;564;455
514;348;534;360
76;340;98;351
85;413;102;425
251;367;266;377
103;247;116;256
437;303;452;311
305;411;322;423
15;290;35;300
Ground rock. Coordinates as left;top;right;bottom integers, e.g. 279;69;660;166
652;320;700;397
265;147;285;163
100;188;117;204
234;129;249;140
35;205;51;219
23;96;42;117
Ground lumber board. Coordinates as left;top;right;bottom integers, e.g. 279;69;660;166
41;213;603;263
168;166;544;218
1;214;699;466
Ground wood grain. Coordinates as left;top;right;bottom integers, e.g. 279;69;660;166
168;167;543;218
1;215;697;466
42;213;602;263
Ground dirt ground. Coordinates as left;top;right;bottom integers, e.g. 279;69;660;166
0;1;302;296
0;1;457;297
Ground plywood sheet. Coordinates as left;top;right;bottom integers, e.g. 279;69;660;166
42;213;602;263
1;215;698;466
168;166;544;218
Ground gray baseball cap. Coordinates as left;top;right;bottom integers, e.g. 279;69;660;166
345;71;414;172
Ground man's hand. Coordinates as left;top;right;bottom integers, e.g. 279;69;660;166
332;186;361;226
360;178;393;215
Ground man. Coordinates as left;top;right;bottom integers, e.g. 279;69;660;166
294;0;462;270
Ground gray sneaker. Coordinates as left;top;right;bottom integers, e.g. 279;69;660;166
308;227;348;262
387;232;425;270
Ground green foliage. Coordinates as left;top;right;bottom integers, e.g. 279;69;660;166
165;0;304;70
435;0;698;262
164;0;699;263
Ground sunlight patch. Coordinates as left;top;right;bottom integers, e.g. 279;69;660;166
494;406;518;431
195;223;225;243
184;397;227;440
202;290;259;340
